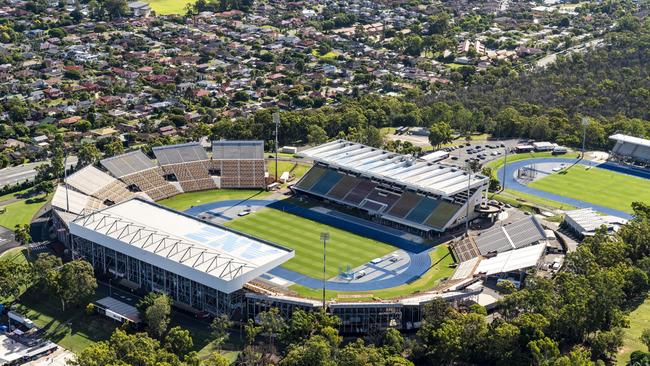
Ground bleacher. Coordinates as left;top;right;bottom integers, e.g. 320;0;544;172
65;165;136;205
153;143;217;193
211;141;266;189
610;134;650;165
293;140;489;234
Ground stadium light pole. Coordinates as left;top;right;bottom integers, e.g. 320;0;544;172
582;117;588;157
273;112;280;182
465;162;472;237
320;231;329;308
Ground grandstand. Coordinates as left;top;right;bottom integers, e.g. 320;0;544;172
294;140;489;236
474;216;546;256
52;185;106;215
609;134;650;166
101;150;181;201
212;141;266;189
153;142;217;192
65;165;138;204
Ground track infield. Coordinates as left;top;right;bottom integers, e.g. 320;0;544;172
223;207;396;278
528;165;650;214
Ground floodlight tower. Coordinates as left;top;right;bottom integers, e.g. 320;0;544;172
272;112;280;182
581;117;589;159
320;231;330;308
465;162;472;237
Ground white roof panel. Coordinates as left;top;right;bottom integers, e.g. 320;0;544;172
66;165;118;196
476;243;545;276
609;134;650;148
70;199;293;293
299;140;488;197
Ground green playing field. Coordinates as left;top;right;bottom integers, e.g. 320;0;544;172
224;208;396;278
528;165;650;214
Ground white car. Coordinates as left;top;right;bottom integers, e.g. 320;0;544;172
370;258;382;264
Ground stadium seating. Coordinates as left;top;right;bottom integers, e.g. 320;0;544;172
327;175;360;200
406;197;441;223
310;170;343;195
93;180;135;204
121;167;181;201
386;192;422;218
424;201;462;229
212;160;265;188
296;166;327;190
363;189;401;211
161;161;217;192
342;181;377;205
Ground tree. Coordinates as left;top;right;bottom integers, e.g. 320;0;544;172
145;293;171;339
203;352;230;366
428;122;453;149
44;260;97;311
0;259;31;300
33;180;54;198
165;326;193;358
258;307;286;353
642;329;650;351
72;329;185;366
102;139;124;157
307;125;328;145
279;335;336;366
14;224;31;258
77;143;102;166
210;314;232;350
32;253;61;287
103;0;127;19
244;318;262;345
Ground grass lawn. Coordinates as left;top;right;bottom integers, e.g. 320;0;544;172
224;208;396;278
618;297;650;365
491;190;577;212
0;193;50;230
289;245;455;301
528;165;650;214
266;161;310;181
157;189;271;211
145;0;195;14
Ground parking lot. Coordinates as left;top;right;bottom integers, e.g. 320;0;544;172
440;139;521;167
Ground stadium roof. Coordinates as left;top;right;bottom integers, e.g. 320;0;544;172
474;216;546;255
65;165;119;196
69;199;294;294
153;142;209;165
298;140;487;196
610;134;650;148
476;243;545;275
212;140;264;160
52;185;105;215
101;150;157;178
564;208;627;236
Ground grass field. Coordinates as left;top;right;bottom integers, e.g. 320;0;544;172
266;161;310;181
529;165;650;213
157;189;271;211
224;207;396;278
618;297;650;365
0;189;50;229
145;0;195;15
289;245;455;301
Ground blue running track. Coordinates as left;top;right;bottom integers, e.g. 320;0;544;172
183;199;436;291
496;157;640;219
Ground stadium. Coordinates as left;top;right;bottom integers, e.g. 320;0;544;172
48;139;559;334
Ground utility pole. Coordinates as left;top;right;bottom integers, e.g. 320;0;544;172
465;162;472;237
320;232;329;308
64;151;69;212
272;113;280;182
582;117;588;158
501;147;508;193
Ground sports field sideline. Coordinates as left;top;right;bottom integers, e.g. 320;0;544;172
528;165;650;214
224;207;396;278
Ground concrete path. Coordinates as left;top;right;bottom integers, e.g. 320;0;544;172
496;158;635;219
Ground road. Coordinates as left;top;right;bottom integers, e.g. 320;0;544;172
536;38;604;68
0;156;78;189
